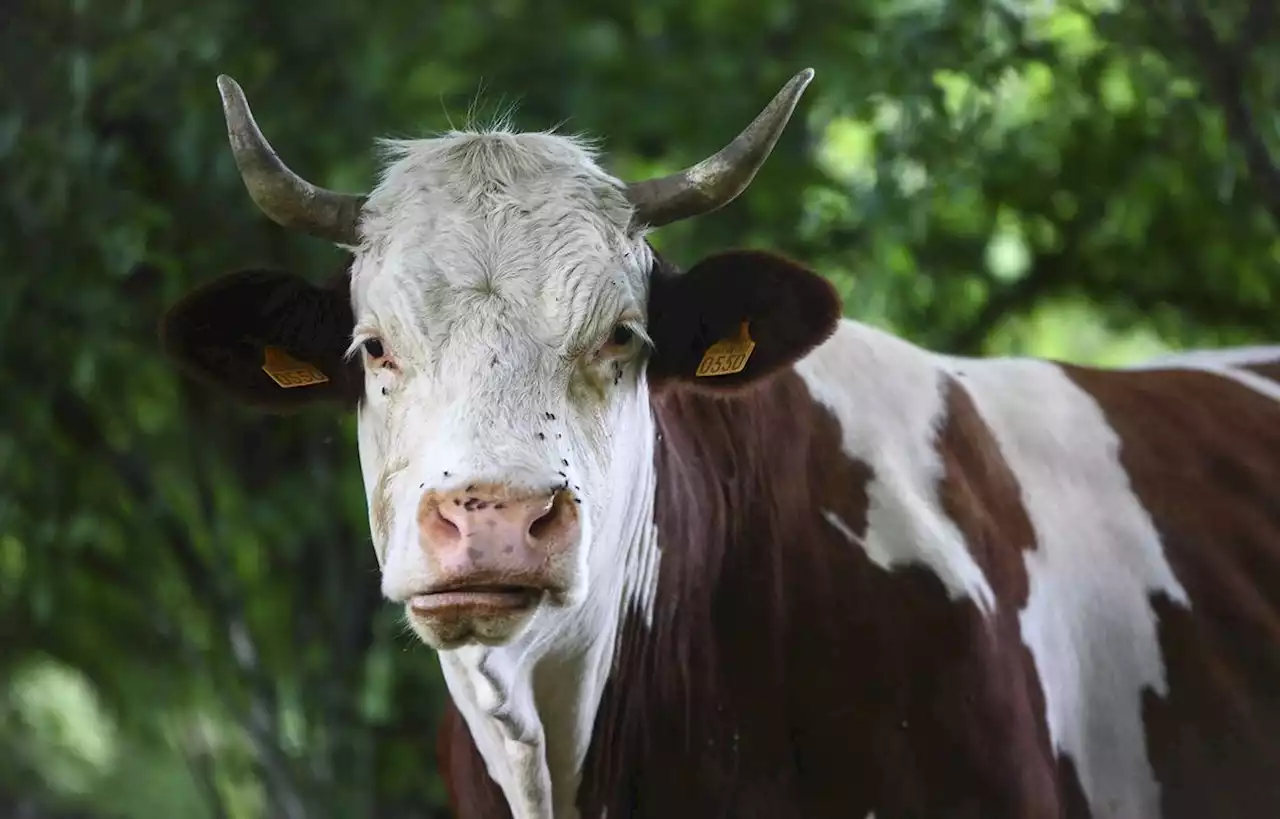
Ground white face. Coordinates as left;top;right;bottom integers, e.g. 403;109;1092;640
347;131;657;650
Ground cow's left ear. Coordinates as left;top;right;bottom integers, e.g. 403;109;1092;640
159;268;362;412
645;250;842;391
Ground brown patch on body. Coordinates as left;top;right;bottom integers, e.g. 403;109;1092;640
438;705;512;818
1067;364;1280;819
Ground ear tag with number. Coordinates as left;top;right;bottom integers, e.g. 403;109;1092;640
262;346;330;388
696;321;756;378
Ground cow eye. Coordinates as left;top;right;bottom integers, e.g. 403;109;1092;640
363;338;385;358
609;324;634;347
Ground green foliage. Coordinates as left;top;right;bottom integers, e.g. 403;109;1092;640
2;0;1278;815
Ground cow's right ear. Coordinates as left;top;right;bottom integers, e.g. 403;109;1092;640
645;250;841;392
159;269;362;412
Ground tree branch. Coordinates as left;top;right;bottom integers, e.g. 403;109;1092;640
1168;0;1280;225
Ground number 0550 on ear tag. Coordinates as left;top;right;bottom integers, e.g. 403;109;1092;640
696;321;755;378
262;346;330;388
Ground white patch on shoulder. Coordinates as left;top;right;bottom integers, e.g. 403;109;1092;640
795;320;996;613
943;355;1189;819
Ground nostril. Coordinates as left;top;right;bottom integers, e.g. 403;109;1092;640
528;491;575;542
528;502;558;541
434;505;461;539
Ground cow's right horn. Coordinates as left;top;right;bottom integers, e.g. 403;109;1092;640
625;68;815;229
217;75;366;246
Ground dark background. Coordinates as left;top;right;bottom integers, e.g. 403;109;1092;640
2;0;1277;816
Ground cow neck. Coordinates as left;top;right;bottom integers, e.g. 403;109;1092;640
584;371;831;788
436;381;662;819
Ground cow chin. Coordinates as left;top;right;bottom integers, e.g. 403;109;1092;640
403;586;570;650
407;603;539;649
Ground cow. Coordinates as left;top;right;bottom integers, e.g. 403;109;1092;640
160;68;1280;819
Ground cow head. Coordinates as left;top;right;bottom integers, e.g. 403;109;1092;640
161;71;841;652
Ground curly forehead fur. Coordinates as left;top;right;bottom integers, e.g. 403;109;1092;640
348;129;654;356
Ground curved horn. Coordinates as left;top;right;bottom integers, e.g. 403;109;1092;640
626;68;815;229
216;75;366;245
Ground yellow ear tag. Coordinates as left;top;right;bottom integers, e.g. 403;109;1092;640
696;321;756;378
261;346;330;388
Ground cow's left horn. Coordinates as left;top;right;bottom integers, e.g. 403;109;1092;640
625;68;815;229
217;75;366;246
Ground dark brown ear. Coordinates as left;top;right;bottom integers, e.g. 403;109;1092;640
645;250;842;391
159;268;362;412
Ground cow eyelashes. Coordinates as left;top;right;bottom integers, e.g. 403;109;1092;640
593;321;643;360
610;324;634;347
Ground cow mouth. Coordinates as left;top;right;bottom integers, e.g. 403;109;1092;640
408;585;544;617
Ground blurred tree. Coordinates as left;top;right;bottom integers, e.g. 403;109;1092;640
1;0;1276;816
